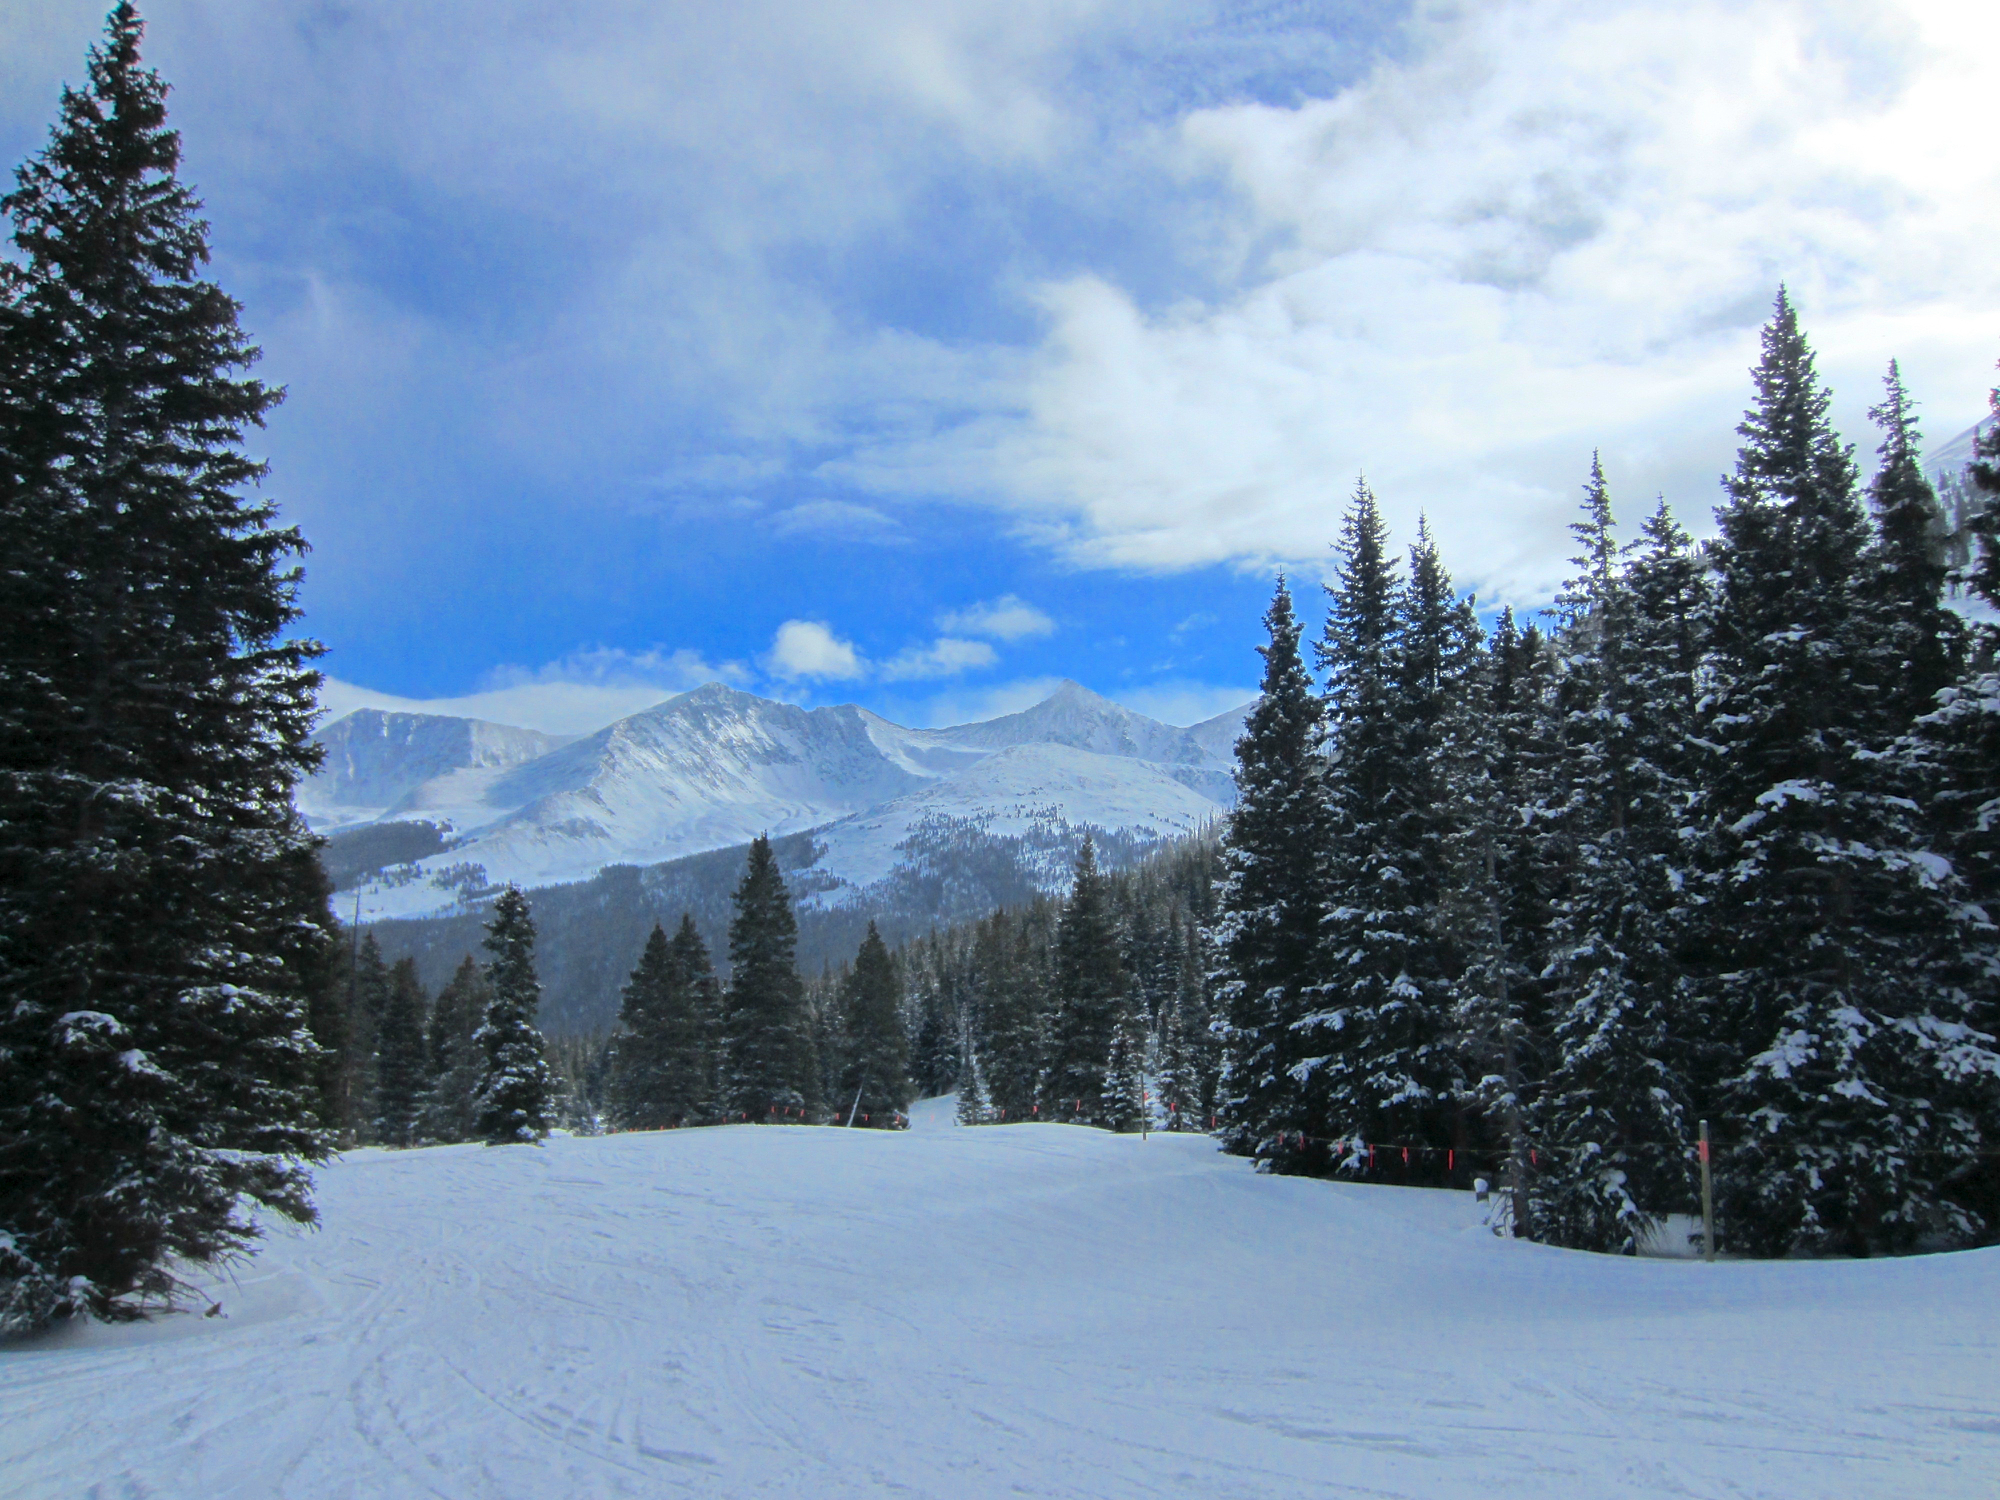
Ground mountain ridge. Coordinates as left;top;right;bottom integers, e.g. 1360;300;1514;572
305;680;1254;921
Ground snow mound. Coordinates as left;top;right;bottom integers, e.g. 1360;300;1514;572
6;1122;1995;1498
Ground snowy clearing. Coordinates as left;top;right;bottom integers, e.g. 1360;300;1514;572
5;1098;1997;1499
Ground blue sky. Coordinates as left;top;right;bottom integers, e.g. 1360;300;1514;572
4;1;1996;732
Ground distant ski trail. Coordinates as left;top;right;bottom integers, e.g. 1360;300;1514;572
4;1119;1996;1498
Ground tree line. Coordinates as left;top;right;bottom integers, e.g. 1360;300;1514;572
1209;293;2000;1258
322;835;921;1145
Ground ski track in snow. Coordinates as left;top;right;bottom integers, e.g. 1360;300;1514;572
5;1102;1997;1499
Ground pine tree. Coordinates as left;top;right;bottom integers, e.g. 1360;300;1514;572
342;934;391;1142
841;922;912;1125
0;7;331;1328
421;955;488;1143
1695;292;1998;1255
1211;575;1330;1163
1444;605;1557;1225
474;887;557;1145
1526;460;1696;1251
973;913;1047;1119
372;958;429;1147
1311;515;1479;1180
1861;360;1959;728
723;835;818;1119
1102;1002;1150;1133
1047;836;1129;1126
608;916;718;1130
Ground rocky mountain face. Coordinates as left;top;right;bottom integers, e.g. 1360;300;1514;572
309;681;1251;925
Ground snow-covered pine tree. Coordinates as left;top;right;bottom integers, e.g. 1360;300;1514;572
955;1040;992;1125
474;887;558;1146
1861;360;1960;729
0;7;331;1330
372;959;429;1147
1442;604;1557;1225
1527;461;1696;1252
724;835;819;1120
1048;835;1128;1126
1102;1002;1151;1133
1695;292;1999;1255
421;955;488;1142
1211;576;1330;1164
841;922;912;1125
1310;511;1479;1181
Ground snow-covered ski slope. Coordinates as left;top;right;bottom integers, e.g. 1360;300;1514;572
7;1108;1996;1499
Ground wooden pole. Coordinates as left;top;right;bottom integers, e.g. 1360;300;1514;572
1699;1118;1716;1262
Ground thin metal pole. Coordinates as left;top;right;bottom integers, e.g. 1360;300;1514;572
1699;1119;1716;1263
846;1084;865;1128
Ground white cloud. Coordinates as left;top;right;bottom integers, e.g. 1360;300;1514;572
878;637;999;681
900;676;1070;727
1110;680;1256;727
766;620;869;681
859;0;2000;602
315;646;746;735
936;594;1057;640
770;499;903;541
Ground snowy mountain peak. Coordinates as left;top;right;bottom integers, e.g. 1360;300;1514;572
308;679;1254;919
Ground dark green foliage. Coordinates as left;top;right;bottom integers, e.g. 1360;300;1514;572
1212;575;1330;1161
724;836;819;1118
0;7;330;1331
1694;292;1998;1255
422;955;488;1143
1102;1003;1150;1133
1862;361;1959;727
1047;837;1128;1125
1310;518;1482;1179
475;887;557;1145
372;959;429;1147
840;922;911;1124
342;934;391;1142
607;916;720;1129
1526;464;1696;1251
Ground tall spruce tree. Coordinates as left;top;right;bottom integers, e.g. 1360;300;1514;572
0;6;331;1331
1047;836;1127;1125
474;887;557;1145
1527;461;1696;1252
841;922;912;1125
724;835;818;1119
1311;517;1480;1180
1443;605;1557;1225
1211;576;1330;1163
1695;292;1998;1254
372;959;429;1148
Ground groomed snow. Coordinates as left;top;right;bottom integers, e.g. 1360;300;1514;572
6;1103;1996;1498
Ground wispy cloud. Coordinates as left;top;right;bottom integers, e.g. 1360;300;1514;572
315;644;747;734
879;637;999;681
937;594;1056;640
770;499;903;542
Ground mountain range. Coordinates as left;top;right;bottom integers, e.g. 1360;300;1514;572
305;680;1251;923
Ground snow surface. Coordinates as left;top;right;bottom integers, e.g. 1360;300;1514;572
7;1114;1996;1498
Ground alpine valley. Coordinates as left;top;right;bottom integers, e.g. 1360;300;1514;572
307;681;1249;1031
